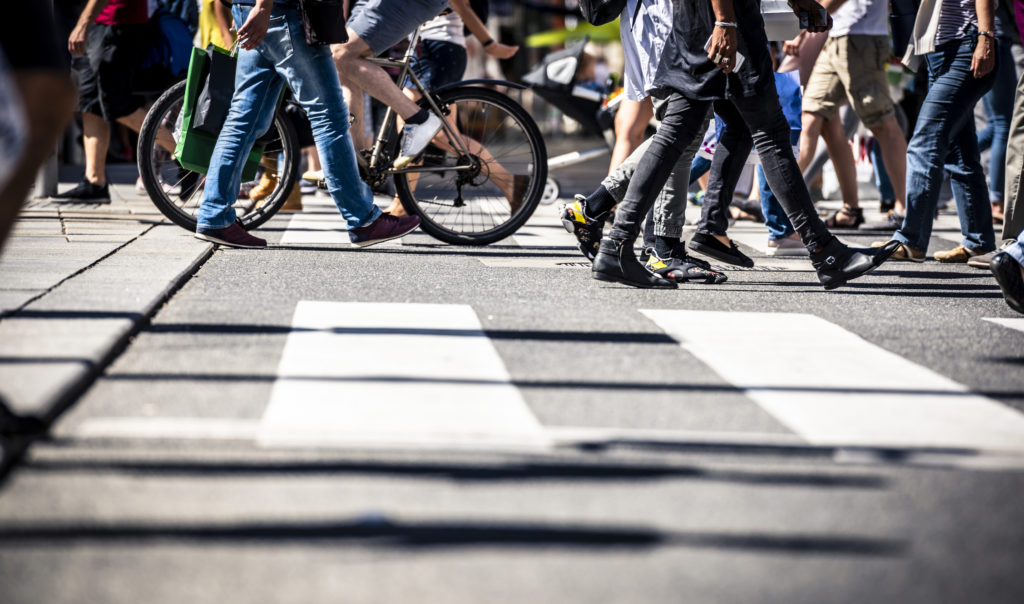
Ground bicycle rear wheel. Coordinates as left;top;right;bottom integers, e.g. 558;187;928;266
393;86;547;246
136;80;300;232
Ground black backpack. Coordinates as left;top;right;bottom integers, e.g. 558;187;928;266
578;0;627;26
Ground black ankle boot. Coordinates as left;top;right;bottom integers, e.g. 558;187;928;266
592;238;677;289
811;238;899;290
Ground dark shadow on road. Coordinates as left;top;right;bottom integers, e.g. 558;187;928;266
143;323;677;344
4;310;144;320
23;457;888;489
95;371;1024;401
0;518;908;556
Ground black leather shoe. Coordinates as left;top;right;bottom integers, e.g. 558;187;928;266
688;232;754;268
811;238;899;290
593;239;677;289
991;252;1024;315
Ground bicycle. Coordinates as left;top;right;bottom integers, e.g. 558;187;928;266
137;24;547;246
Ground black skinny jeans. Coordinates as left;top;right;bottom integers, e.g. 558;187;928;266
608;90;833;252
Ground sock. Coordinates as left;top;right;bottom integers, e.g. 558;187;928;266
654;235;677;259
584;186;616;219
405;108;430;125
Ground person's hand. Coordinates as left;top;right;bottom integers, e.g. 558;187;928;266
783;31;806;57
707;25;738;73
790;0;832;33
237;6;271;50
971;34;995;78
68;22;89;56
485;41;519;60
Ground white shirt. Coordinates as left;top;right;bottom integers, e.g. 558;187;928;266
830;0;889;37
417;11;466;47
621;0;673;101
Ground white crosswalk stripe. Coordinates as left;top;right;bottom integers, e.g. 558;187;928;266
985;317;1024;335
257;301;550;450
73;303;1024;455
642;309;1024;451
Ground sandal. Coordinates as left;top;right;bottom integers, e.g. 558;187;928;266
824;206;864;229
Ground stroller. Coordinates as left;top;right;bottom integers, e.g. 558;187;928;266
523;37;625;205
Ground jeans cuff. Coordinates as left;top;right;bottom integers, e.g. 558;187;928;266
601;179;628;203
350;205;382;230
653;222;684;239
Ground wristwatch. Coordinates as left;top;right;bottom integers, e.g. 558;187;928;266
977;31;996;40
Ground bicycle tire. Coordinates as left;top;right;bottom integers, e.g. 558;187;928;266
392;86;547;246
137;80;301;232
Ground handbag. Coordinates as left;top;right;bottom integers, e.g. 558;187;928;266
173;46;262;179
192;45;236;134
298;0;349;46
578;0;627;26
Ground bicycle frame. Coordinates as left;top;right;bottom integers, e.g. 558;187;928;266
362;25;524;176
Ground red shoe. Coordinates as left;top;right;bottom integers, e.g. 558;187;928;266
195;221;267;249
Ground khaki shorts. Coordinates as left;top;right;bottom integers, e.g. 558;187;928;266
802;34;895;128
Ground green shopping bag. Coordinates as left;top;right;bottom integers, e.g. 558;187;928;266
174;46;262;180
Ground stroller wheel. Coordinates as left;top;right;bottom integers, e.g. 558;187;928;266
540;177;560;205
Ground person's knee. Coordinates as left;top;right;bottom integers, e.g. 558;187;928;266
332;33;370;66
16;73;76;140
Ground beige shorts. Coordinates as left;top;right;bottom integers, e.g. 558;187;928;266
802;34;895;128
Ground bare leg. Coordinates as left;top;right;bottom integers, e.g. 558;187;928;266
609;98;653;171
82;111;110;186
0;73;76;253
332;33;422;122
820;113;859;209
117;107;175;153
869;116;908;214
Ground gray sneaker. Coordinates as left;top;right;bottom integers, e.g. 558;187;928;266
765;235;809;257
394;113;443;169
968;241;1012;269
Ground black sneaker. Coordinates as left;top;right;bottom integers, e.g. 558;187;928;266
687;232;754;268
991;252;1024;315
559;195;605;262
644;247;727;284
593;238;677;289
811;238;899;290
51;180;110;203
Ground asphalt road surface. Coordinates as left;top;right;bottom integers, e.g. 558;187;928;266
1;184;1023;603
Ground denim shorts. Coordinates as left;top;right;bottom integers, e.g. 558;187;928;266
404;40;467;90
347;0;450;56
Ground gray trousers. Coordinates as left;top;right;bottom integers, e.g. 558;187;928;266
601;99;705;241
1003;71;1024;244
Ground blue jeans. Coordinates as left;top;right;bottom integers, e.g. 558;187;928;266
976;37;1015;203
894;33;997;253
197;4;380;231
870;139;895;202
1008;231;1024;265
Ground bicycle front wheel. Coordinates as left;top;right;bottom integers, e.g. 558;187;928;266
393;86;547;246
137;80;300;232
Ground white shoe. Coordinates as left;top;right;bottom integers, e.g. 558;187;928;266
393;113;442;169
766;235;809;256
301;169;324;182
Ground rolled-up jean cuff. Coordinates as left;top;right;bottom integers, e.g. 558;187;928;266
350;205;382;230
602;178;629;202
653;221;684;238
1006;241;1024;265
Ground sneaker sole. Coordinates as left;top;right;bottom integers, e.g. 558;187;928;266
821;246;901;290
593;270;677;289
765;248;810;257
351;223;420;248
688;241;755;268
194;232;266;249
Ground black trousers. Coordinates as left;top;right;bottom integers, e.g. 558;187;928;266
608;89;833;252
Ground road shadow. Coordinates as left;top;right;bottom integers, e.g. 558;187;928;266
0;517;907;556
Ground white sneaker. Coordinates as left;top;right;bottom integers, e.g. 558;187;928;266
394;113;442;169
766;235;809;256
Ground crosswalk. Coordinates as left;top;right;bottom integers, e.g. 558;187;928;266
73;300;1024;457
